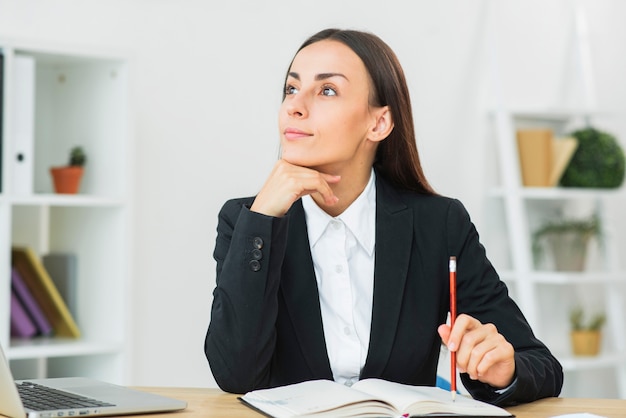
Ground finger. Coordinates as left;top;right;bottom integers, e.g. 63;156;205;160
455;326;494;375
305;173;341;205
437;324;451;345
474;335;513;378
447;313;481;352
467;339;515;388
289;172;338;204
478;344;516;388
320;174;341;203
449;315;490;374
461;324;500;379
321;172;342;184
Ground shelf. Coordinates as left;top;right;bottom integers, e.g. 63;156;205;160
499;270;626;285
0;194;125;207
488;187;624;200
1;40;131;383
512;109;603;121
490;108;609;121
0;37;129;62
7;338;124;360
558;351;626;372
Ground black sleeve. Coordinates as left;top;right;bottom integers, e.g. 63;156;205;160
204;199;289;394
446;199;563;405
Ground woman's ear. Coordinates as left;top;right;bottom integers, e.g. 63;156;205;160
369;106;394;142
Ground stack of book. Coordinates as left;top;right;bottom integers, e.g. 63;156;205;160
9;247;80;339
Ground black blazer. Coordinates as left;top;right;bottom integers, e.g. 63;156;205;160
205;174;563;405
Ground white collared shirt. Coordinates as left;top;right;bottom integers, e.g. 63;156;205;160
301;170;376;386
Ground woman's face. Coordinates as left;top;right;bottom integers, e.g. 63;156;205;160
278;40;383;175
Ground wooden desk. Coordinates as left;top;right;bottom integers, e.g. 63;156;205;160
141;387;626;418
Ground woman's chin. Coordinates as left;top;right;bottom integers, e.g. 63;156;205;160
281;154;319;168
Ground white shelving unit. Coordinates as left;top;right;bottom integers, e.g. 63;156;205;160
486;110;626;399
485;4;626;398
0;39;133;384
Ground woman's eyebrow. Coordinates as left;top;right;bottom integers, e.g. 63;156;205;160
315;72;348;81
287;72;348;81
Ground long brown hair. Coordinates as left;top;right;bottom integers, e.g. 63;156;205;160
285;28;436;195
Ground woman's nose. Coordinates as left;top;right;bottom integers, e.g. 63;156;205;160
286;94;308;119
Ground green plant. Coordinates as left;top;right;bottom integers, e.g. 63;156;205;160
533;215;600;239
559;126;625;188
570;307;606;331
532;214;601;261
69;146;87;167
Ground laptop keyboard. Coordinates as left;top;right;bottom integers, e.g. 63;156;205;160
17;382;115;411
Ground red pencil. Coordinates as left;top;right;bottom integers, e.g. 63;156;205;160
449;256;457;401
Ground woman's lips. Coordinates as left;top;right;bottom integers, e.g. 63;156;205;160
284;128;312;140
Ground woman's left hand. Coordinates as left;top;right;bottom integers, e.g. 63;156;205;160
438;314;515;389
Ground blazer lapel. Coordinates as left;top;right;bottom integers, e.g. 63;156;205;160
280;200;333;379
361;176;414;378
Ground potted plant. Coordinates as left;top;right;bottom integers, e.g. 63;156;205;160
532;215;600;271
560;126;625;188
50;146;87;194
570;307;606;356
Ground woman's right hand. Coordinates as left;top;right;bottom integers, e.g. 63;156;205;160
250;160;341;217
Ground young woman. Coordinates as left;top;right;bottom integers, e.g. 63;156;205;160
204;28;563;406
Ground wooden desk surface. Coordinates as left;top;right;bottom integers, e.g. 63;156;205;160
140;387;626;418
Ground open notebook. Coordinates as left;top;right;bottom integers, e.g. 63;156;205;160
0;344;186;418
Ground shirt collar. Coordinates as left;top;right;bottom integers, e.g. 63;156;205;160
302;169;376;256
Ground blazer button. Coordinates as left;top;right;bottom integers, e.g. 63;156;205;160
249;259;261;272
252;237;264;249
251;249;262;260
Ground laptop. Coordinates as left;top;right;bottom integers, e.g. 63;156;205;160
0;344;187;418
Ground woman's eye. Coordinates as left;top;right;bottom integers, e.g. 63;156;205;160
321;86;337;96
284;85;298;95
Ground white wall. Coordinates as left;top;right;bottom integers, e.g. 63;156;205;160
1;0;625;395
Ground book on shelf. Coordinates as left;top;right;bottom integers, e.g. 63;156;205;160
516;129;578;187
10;288;38;338
11;267;53;336
43;253;78;317
10;54;36;195
549;137;578;186
239;378;512;417
11;246;81;338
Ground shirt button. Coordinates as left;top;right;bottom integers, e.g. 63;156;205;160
343;326;351;336
252;237;264;249
251;249;262;260
335;265;343;273
249;259;261;272
344;379;355;387
331;220;341;230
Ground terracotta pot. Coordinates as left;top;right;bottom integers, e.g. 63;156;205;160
50;166;84;194
570;330;602;356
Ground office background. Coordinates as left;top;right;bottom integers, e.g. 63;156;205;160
1;0;625;397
